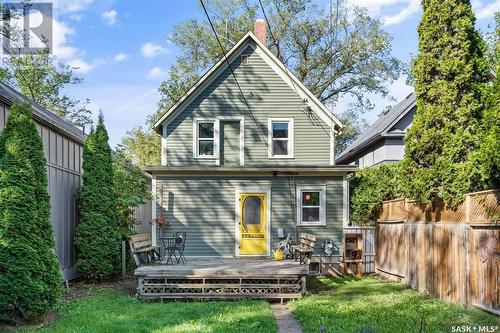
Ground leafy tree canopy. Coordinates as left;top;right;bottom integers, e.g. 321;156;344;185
0;50;92;129
113;148;152;237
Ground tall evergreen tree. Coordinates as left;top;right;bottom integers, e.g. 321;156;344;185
75;113;121;279
402;0;490;206
475;13;499;190
0;103;62;322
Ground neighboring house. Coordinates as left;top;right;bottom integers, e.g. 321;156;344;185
335;93;416;167
0;82;86;281
143;21;356;258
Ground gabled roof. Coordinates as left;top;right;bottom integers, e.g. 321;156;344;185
0;82;87;144
153;31;342;133
335;92;416;164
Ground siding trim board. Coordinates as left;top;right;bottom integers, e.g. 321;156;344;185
144;166;357;175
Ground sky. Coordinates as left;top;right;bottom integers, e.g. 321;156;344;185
32;0;500;147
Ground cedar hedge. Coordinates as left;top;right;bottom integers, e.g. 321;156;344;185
75;113;121;280
401;0;491;207
0;103;62;323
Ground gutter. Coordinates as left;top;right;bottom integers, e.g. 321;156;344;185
142;165;358;176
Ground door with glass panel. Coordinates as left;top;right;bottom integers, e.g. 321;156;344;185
239;193;267;255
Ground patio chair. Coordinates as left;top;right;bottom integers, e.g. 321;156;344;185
173;232;187;264
161;232;187;264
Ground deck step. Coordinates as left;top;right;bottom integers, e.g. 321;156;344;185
137;275;306;300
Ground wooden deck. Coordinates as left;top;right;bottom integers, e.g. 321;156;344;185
134;258;309;300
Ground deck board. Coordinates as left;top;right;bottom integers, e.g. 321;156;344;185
134;258;309;277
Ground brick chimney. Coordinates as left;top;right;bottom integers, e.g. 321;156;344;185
254;19;266;45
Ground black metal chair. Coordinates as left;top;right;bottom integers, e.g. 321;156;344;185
173;232;187;264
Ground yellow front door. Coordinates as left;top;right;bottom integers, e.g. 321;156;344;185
239;193;267;255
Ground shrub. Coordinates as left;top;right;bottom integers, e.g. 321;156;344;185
113;149;151;238
350;163;403;225
0;103;62;323
401;0;490;207
75;113;121;280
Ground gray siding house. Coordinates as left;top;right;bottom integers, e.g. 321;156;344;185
144;26;355;258
0;82;86;280
335;93;416;167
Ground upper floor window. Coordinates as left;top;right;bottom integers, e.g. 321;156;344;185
268;118;294;158
194;119;218;158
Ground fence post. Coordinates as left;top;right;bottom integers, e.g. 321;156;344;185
122;240;126;279
465;193;471;223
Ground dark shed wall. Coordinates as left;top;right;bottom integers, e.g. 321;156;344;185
0;102;84;281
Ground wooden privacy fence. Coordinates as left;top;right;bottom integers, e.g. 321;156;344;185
376;190;499;314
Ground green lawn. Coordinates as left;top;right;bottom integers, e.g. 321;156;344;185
14;288;276;333
288;276;499;333
9;277;499;333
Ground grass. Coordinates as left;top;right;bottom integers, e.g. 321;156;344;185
288;276;499;333
7;277;499;333
12;287;277;333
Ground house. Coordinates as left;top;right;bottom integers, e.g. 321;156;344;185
335;93;416;167
0;82;86;281
142;20;356;259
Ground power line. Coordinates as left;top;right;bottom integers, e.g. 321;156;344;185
258;0;337;144
199;0;268;145
257;0;301;99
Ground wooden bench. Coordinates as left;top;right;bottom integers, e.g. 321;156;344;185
128;233;160;267
294;233;318;264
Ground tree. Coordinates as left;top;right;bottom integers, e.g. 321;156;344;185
75;113;121;280
474;13;500;190
119;124;161;167
335;109;369;155
0;103;62;323
350;163;403;225
401;0;490;206
1;51;92;128
122;0;404;162
113;149;151;237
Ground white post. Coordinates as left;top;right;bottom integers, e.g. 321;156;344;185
151;176;157;246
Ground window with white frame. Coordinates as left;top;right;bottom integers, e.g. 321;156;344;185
268;118;294;158
194;119;217;158
297;186;326;226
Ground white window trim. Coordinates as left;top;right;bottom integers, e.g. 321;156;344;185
296;185;326;226
268;118;294;159
193;118;219;159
